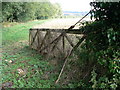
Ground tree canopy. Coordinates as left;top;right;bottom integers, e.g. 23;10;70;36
2;2;62;22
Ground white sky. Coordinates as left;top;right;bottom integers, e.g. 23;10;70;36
50;0;92;12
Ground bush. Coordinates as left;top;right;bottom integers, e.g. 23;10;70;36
77;2;120;89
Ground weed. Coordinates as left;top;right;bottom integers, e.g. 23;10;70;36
2;20;57;88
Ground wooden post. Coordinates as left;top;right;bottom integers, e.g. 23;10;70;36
30;30;39;46
62;35;65;54
38;30;49;51
37;31;40;49
46;30;51;57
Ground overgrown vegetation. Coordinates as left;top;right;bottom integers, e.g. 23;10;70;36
2;1;120;89
2;1;62;22
2;20;58;88
2;48;56;88
75;1;120;89
2;20;79;88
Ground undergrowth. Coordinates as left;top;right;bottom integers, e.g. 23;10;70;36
2;20;59;88
2;46;57;88
2;20;80;88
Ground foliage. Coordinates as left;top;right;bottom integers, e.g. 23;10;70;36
2;1;62;22
34;2;62;19
76;2;120;89
90;2;120;25
2;46;57;88
2;20;55;88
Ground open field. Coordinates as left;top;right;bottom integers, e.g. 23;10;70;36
33;18;91;29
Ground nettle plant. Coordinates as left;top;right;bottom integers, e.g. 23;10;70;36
78;2;120;89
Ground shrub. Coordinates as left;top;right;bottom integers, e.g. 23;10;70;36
77;2;120;89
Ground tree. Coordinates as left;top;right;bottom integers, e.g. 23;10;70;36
35;2;62;19
2;1;62;22
77;1;120;89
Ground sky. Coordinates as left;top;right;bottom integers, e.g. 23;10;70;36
50;0;92;12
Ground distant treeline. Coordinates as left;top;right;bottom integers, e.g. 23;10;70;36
2;1;62;22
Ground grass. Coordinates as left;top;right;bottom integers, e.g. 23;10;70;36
2;19;80;88
2;20;48;46
2;20;60;88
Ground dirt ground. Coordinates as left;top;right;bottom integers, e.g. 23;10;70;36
33;18;91;29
